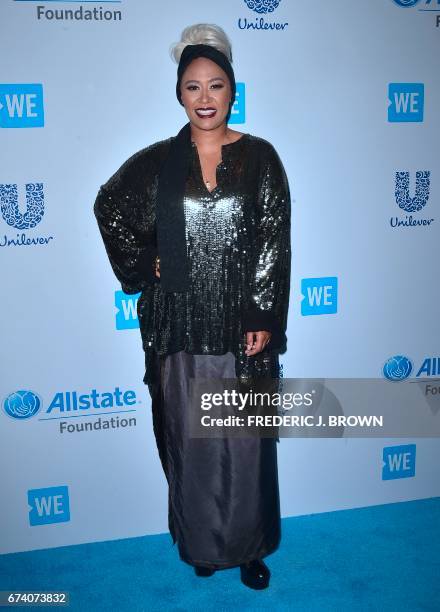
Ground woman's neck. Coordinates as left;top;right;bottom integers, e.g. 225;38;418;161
190;123;232;151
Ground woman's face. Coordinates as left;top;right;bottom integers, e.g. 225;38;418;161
180;57;232;131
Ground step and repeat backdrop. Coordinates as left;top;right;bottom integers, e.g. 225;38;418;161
1;0;439;554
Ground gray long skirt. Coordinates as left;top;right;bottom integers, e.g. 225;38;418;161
158;349;281;570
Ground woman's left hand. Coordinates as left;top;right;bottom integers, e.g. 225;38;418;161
245;331;272;356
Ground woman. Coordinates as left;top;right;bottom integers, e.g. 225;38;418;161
94;23;291;590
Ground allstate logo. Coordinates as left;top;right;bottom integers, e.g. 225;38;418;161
244;0;281;13
3;390;42;419
383;356;413;381
391;0;420;6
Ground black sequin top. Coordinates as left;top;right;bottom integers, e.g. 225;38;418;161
94;132;291;388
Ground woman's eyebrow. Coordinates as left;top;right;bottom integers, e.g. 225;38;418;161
183;77;226;85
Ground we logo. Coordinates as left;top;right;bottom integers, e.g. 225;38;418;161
388;83;424;123
28;486;70;526
382;444;416;480
0;84;44;128
115;290;140;330
301;277;338;316
229;82;246;125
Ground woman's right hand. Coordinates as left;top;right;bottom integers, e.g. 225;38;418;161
155;255;160;278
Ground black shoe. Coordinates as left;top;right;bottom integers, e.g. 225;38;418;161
239;559;270;590
194;565;216;577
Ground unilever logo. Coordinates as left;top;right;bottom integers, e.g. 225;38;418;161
0;183;44;229
244;0;281;13
395;171;430;213
0;183;54;247
391;0;420;6
239;0;288;30
391;170;433;229
383;356;413;381
3;390;42;419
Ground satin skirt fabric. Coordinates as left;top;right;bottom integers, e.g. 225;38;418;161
158;349;281;570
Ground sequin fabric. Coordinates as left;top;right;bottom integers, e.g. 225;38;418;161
94;133;291;388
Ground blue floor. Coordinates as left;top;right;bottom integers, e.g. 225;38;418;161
1;497;439;611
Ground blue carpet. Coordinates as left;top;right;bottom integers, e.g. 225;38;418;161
1;497;439;611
